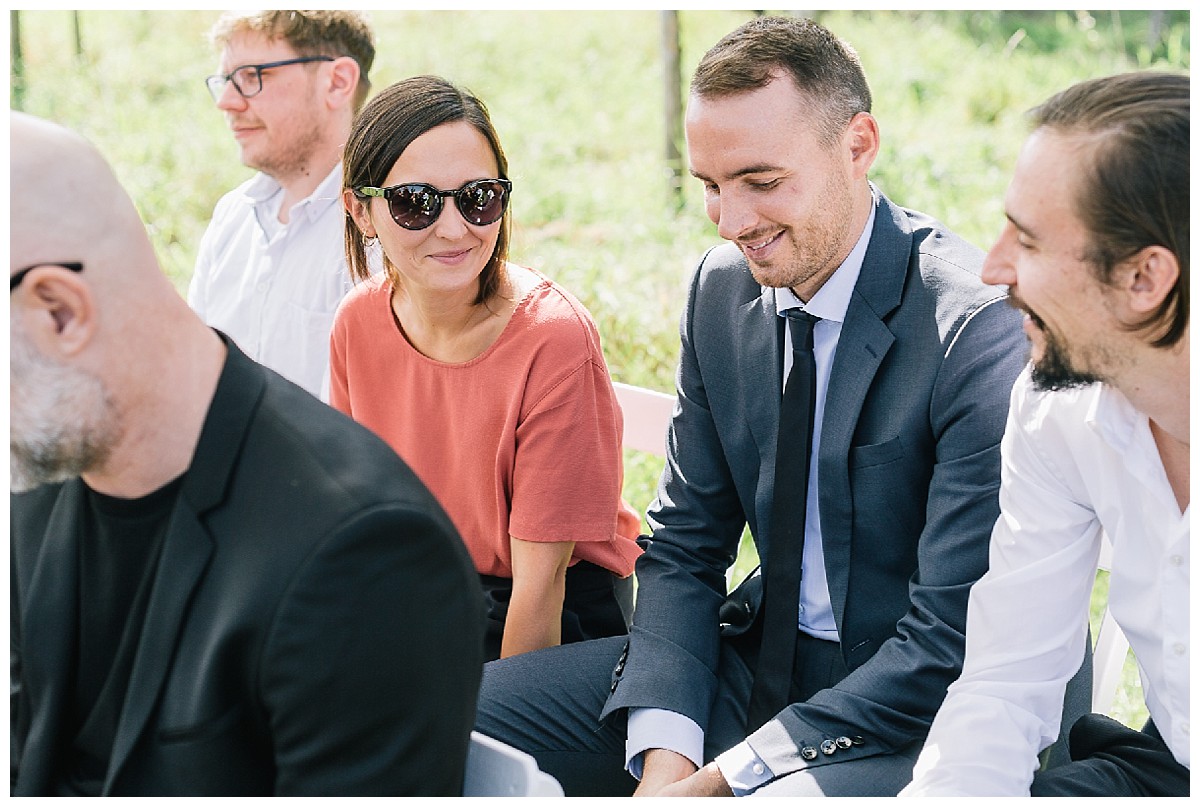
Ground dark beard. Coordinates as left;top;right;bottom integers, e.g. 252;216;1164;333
1029;319;1102;392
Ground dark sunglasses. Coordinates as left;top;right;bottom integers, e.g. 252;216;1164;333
11;261;84;291
355;178;512;231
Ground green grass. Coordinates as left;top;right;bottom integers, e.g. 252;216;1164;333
12;9;1184;733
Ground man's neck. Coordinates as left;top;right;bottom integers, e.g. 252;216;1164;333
83;324;228;500
1112;335;1189;511
273;156;339;224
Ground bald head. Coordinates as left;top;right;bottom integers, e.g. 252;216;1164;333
10;113;227;497
11;112;164;294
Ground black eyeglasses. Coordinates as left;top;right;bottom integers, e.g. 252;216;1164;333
205;56;334;102
355;178;513;231
11;262;84;292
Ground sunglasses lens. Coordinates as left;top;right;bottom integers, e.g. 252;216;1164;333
388;185;441;230
457;180;509;226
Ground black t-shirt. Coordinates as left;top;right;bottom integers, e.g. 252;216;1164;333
53;475;183;796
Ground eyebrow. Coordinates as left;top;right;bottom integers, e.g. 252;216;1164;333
690;164;784;182
1005;210;1040;241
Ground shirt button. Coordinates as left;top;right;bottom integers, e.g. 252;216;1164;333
1174;643;1187;655
1182;723;1190;736
752;763;764;776
1170;555;1184;566
256;282;268;292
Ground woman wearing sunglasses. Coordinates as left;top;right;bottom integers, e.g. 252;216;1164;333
332;75;642;661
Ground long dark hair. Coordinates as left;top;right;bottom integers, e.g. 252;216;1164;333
343;75;511;306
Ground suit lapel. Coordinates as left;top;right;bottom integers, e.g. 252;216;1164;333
15;482;84;795
102;336;266;793
102;504;213;794
819;194;910;625
738;285;782;469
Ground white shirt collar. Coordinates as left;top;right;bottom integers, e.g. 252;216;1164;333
240;163;343;225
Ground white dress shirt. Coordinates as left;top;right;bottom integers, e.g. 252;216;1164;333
626;201;876;793
902;368;1190;795
188;165;350;400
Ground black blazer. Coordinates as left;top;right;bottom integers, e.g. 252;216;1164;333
603;191;1027;777
11;339;486;795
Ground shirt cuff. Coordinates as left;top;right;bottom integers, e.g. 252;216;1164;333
625;707;705;779
715;741;774;795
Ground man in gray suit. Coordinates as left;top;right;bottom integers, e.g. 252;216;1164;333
475;16;1026;796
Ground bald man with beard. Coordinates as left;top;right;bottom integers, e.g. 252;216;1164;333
9;112;486;796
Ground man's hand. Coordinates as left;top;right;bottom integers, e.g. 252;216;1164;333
633;748;699;796
657;762;735;797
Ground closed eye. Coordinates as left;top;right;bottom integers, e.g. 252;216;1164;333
748;178;782;191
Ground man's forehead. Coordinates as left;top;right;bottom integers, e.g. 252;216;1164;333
219;31;296;66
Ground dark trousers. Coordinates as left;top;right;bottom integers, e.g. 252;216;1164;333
474;628;922;796
478;560;633;662
1032;714;1189;796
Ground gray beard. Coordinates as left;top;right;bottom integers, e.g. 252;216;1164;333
10;335;121;493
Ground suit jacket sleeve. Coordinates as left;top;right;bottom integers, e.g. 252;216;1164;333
747;291;1026;777
262;503;485;795
601;248;751;728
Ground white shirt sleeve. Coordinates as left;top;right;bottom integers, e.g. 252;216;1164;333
902;373;1103;795
625;708;704;780
714;741;774;794
188;218;217;317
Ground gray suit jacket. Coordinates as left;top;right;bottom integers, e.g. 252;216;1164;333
11;338;486;795
602;191;1026;780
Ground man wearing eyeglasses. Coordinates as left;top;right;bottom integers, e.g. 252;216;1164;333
187;10;374;400
10;111;486;795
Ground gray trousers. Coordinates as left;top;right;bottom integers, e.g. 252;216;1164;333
1032;714;1189;797
474;632;923;796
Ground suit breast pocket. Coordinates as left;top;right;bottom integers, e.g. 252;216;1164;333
849;435;904;469
144;701;271;794
157;700;245;745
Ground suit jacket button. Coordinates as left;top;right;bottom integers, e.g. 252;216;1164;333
610;680;618;693
836;736;853;749
614;660;625;675
800;746;818;761
820;739;837;756
850;736;865;746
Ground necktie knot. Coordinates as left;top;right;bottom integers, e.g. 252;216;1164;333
785;309;819;353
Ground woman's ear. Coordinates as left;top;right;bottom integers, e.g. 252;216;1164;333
343;188;377;238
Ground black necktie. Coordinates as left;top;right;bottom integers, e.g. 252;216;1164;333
747;308;820;733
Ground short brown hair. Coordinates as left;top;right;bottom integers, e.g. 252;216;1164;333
691;15;871;147
342;76;511;306
1032;71;1189;349
209;10;375;111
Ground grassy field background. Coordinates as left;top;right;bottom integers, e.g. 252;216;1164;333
11;9;1189;732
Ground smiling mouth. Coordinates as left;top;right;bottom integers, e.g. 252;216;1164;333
1006;292;1046;331
740;231;783;257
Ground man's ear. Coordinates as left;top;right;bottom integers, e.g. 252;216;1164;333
326;56;361;111
843;111;880;179
342;187;377;238
21;267;97;357
1117;245;1180;316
